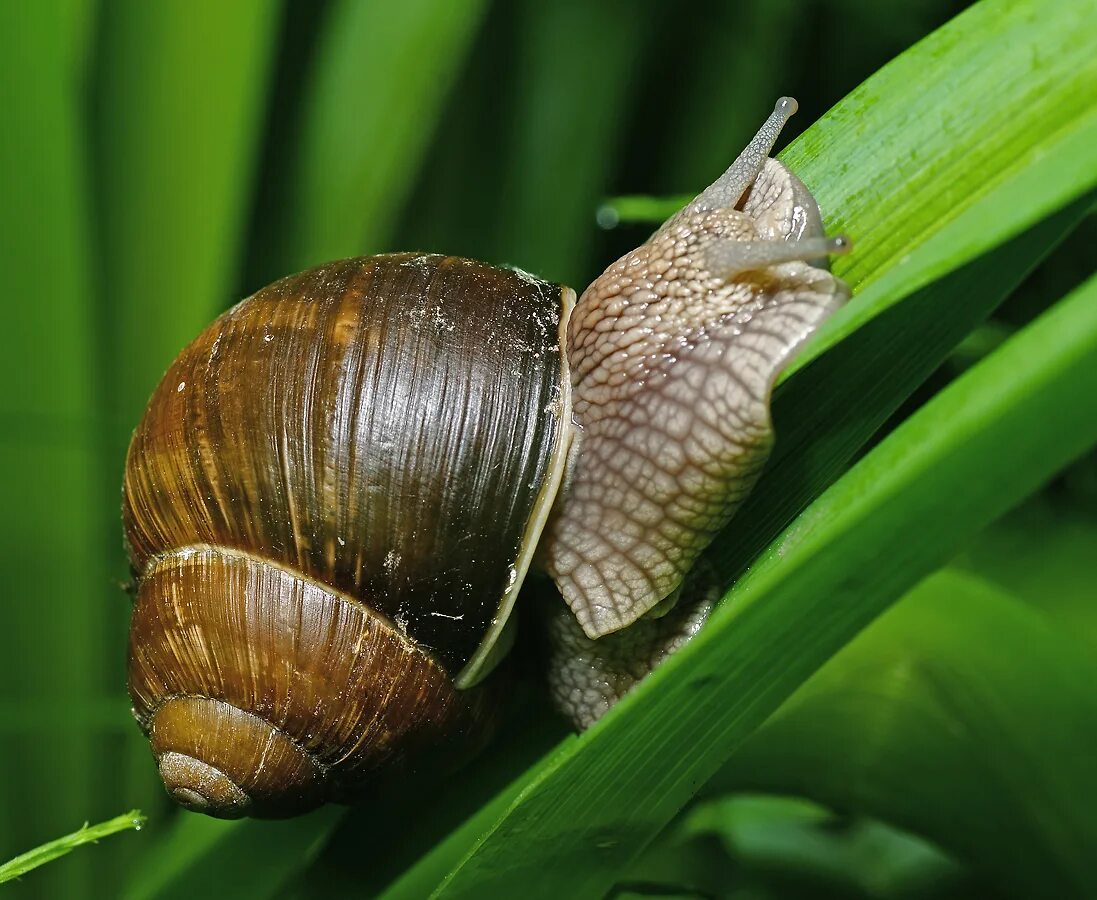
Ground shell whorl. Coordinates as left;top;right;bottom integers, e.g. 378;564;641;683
123;254;572;816
129;547;491;817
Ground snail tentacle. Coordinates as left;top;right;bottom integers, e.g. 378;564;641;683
667;96;798;224
706;234;851;279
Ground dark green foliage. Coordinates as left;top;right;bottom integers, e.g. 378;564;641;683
1;0;1094;897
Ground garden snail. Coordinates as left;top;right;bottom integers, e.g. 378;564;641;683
123;98;849;818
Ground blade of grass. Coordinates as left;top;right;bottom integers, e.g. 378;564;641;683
711;569;1097;898
256;0;488;276
784;0;1095;295
120;807;342;900
93;0;284;433
0;3;100;898
487;0;657;285
786;107;1097;378
415;267;1097;896
0;812;145;886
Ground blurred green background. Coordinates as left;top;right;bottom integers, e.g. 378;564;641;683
2;0;1095;898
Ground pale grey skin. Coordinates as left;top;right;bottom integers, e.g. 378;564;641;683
538;98;850;729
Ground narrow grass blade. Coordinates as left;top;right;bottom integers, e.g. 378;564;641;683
121;807;343;900
0;812;145;886
259;0;488;275
93;0;284;433
784;0;1095;295
415;268;1097;896
0;3;100;898
713;569;1097;898
487;0;656;285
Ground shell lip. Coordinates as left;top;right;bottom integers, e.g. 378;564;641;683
454;284;577;689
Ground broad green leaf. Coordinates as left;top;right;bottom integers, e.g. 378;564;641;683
0;812;144;886
415;267;1097;895
711;569;1097;898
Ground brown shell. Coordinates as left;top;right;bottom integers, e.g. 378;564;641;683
123;254;572;816
130;547;494;816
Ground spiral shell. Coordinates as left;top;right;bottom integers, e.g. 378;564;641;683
123;254;573;817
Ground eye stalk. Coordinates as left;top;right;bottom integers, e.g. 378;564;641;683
706;234;852;278
669;96;802;223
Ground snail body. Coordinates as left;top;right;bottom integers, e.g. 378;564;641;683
124;99;849;817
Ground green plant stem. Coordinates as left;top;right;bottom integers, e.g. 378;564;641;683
0;812;145;886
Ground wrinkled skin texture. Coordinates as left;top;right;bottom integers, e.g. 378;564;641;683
547;562;720;729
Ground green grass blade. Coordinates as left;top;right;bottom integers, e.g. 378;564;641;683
93;0;284;432
418;267;1097;895
259;0;488;275
0;3;99;898
786;106;1097;378
486;0;656;285
786;0;1095;295
120;808;342;900
0;812;145;886
713;569;1097;898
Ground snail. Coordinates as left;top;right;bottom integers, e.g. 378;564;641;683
123;98;850;818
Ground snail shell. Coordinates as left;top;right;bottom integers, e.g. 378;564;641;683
124;254;574;817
